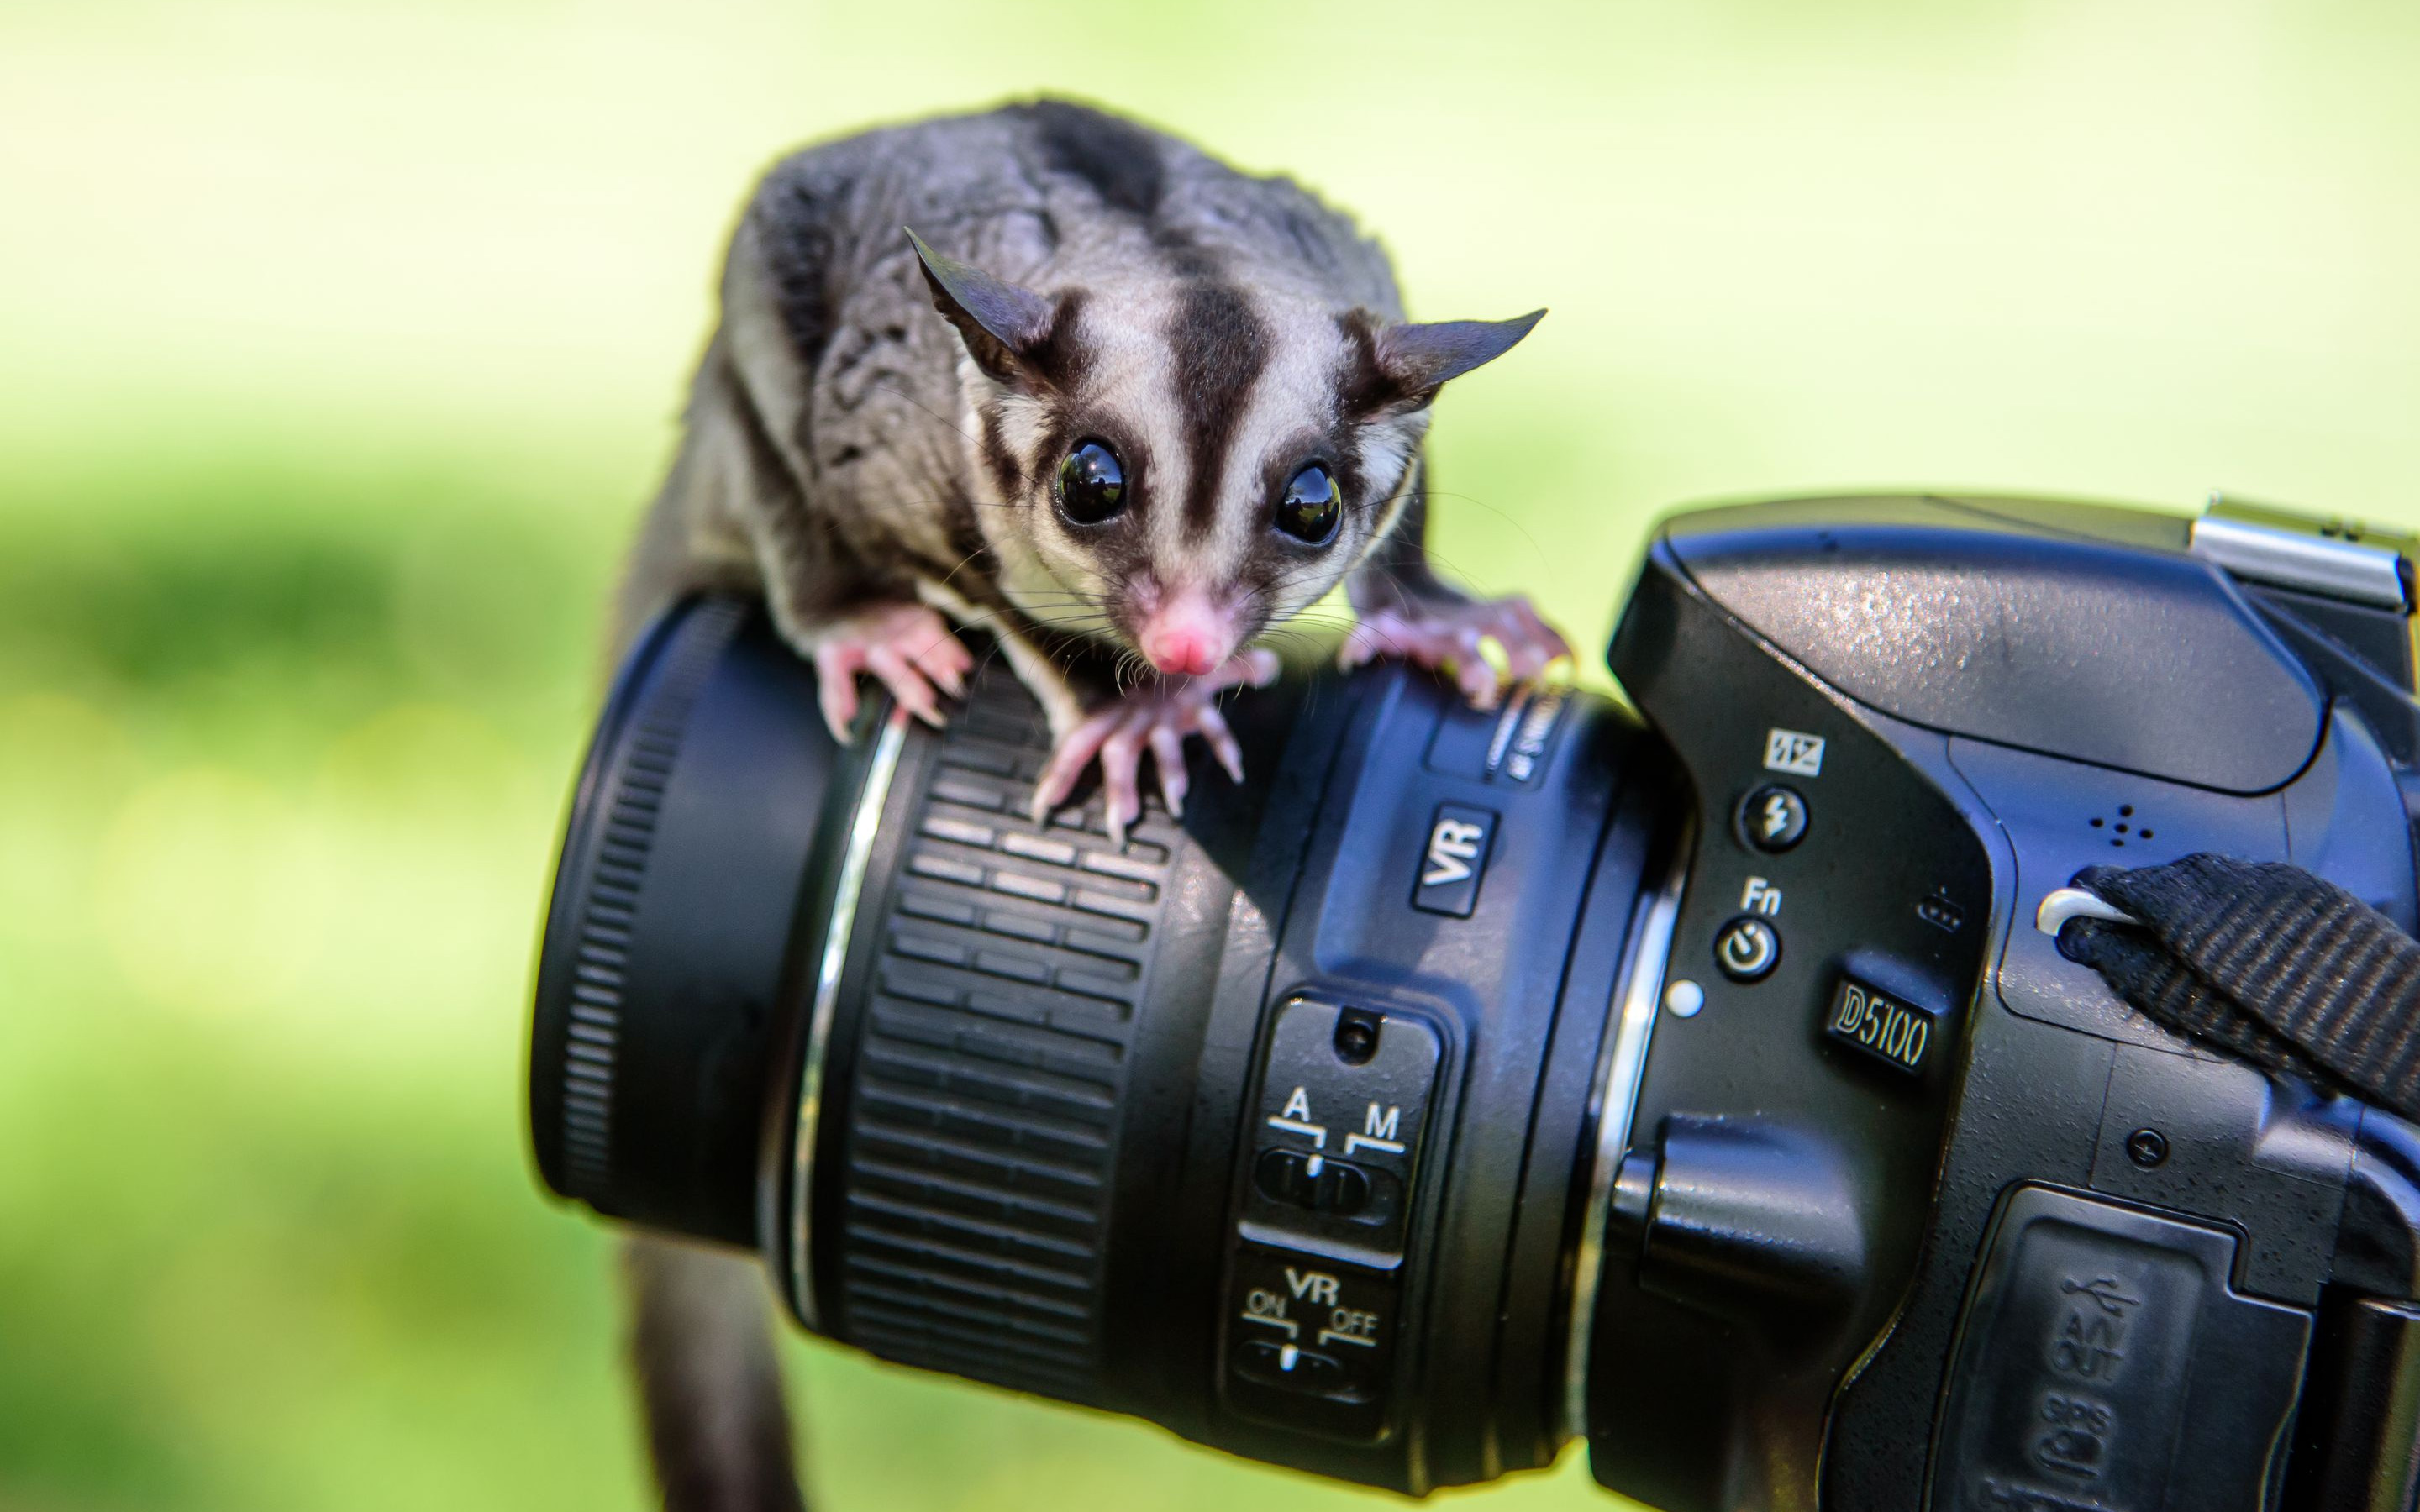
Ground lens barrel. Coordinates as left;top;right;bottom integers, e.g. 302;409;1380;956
529;597;846;1248
790;630;1234;1392
529;594;1678;1494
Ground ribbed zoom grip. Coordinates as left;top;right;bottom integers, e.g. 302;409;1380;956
827;668;1176;1402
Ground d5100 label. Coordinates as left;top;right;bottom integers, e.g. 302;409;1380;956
1824;974;1934;1074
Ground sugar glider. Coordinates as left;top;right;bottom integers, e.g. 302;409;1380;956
619;97;1567;842
612;98;1567;1509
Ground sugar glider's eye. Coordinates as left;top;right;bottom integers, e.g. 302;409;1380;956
1275;465;1341;545
1055;441;1127;526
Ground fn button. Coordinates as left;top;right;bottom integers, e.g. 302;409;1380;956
1714;916;1781;982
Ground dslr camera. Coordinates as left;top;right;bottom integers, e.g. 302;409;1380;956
529;494;2420;1511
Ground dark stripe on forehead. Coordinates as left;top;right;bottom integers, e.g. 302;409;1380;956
1010;102;1222;281
1172;282;1270;539
1015;100;1165;218
1153;227;1220;280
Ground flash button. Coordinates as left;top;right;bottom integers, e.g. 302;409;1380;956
1739;785;1808;853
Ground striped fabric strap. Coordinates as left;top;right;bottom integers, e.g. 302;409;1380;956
2057;853;2420;1123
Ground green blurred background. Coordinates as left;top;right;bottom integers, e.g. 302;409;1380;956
5;2;2419;1508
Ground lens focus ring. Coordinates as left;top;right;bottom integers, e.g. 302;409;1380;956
818;669;1176;1401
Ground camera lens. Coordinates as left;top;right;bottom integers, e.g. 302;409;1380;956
529;594;1684;1494
527;597;849;1247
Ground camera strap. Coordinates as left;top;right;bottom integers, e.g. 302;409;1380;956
2057;853;2420;1123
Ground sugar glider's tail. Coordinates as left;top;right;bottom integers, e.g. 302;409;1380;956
623;1235;808;1512
610;426;801;1512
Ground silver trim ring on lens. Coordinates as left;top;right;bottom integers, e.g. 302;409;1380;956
787;706;910;1331
1563;815;1692;1439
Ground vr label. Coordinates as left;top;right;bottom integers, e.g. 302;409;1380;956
1413;804;1496;917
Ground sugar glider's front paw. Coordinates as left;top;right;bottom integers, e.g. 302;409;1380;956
800;601;973;742
1028;650;1281;844
1340;596;1572;709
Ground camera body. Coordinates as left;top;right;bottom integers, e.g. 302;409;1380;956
529;493;2420;1510
1594;493;2420;1511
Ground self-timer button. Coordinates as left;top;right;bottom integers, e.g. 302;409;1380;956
1714;916;1781;982
1739;785;1808;853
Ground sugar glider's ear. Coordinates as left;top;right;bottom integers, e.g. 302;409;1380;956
906;228;1060;386
1349;308;1546;414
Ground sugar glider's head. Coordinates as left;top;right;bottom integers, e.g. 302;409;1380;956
907;228;1540;678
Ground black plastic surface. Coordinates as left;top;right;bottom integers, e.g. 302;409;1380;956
1634;1115;1868;1324
2283;1292;2420;1511
1629;498;2420;1511
529;491;2420;1511
2253;582;2418;696
1823;970;1939;1076
1931;1186;2312;1512
2254;590;2420;770
759;643;1663;1491
2337;1108;2420;1303
529;597;838;1248
1237;996;1439;1266
1409;804;1496;917
1592;539;1995;1512
2086;1047;2359;1306
1227;1242;1400;1436
815;667;1181;1401
1223;997;1442;1438
1956;731;2292;1050
1670;495;2326;793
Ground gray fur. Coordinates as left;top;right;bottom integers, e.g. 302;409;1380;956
618;99;1531;724
610;100;1539;1510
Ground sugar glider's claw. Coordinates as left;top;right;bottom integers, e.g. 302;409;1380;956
1028;649;1278;844
1341;596;1572;709
1030;708;1117;827
806;602;974;743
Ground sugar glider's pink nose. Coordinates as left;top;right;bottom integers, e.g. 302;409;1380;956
1139;595;1231;677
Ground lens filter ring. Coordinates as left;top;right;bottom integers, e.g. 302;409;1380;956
533;596;746;1204
529;596;838;1250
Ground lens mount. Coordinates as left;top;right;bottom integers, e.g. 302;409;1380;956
1561;811;1695;1436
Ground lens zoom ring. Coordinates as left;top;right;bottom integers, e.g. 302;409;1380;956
555;599;745;1196
836;670;1173;1401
